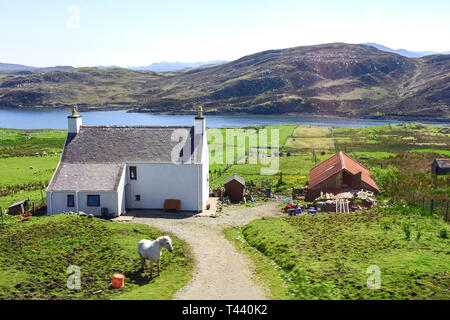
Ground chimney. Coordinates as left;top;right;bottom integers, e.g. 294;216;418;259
193;106;206;162
194;106;205;137
68;106;82;134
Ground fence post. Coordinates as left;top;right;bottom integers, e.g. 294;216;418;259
422;197;425;210
430;199;434;213
0;206;3;224
446;202;449;221
445;201;448;221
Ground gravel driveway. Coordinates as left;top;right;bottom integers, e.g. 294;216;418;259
132;201;283;300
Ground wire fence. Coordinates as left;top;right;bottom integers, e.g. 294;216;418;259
393;189;449;221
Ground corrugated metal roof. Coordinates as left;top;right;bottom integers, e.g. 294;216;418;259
224;174;245;186
8;199;29;208
309;152;379;191
435;159;450;168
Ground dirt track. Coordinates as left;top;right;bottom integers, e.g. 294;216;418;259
133;201;283;300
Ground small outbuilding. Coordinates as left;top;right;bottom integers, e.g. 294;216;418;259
224;174;246;202
431;159;450;175
8;199;30;215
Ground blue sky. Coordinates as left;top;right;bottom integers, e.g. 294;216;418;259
0;0;449;67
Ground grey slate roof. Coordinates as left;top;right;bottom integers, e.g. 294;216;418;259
62;126;201;164
224;174;245;186
48;125;203;192
49;163;125;191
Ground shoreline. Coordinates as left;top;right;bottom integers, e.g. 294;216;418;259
0;105;449;125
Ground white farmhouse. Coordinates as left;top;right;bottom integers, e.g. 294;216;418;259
46;107;209;216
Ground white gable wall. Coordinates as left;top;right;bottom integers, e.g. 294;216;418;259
200;135;209;209
116;166;126;214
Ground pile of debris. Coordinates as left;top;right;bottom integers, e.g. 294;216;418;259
312;189;377;212
282;199;318;215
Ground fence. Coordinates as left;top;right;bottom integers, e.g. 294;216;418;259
395;190;449;221
209;164;233;183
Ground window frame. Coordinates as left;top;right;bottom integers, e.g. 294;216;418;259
67;194;75;207
87;195;101;207
130;166;137;180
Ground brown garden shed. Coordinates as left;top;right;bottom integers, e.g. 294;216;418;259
431;159;450;175
224;174;246;202
8;199;30;215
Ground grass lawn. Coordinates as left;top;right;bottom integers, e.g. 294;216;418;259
232;205;449;299
0;214;193;300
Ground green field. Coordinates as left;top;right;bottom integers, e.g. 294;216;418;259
0;214;193;300
229;205;449;300
0;128;66;211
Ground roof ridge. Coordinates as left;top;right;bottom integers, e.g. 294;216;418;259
340;151;370;172
310;152;340;171
80;125;193;128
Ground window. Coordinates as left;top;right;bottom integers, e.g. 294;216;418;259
87;195;100;207
135;195;141;201
130;166;137;180
67;194;75;207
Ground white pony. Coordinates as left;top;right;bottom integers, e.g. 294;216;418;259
138;236;173;278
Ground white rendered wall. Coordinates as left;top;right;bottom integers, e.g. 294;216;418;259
195;116;209;210
68;116;82;134
47;191;118;216
116;167;126;215
201;135;209;209
125;163;202;211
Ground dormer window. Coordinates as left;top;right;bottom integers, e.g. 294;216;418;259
130;166;137;180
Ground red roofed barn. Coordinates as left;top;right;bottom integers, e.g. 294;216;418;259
306;152;379;200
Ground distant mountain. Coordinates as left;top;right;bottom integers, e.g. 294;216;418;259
92;65;122;69
129;60;228;72
0;62;73;73
35;66;74;72
362;43;450;58
0;43;448;120
0;62;37;73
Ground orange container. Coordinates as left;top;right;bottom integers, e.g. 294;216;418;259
111;273;124;288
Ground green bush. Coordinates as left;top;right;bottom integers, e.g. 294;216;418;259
370;166;401;194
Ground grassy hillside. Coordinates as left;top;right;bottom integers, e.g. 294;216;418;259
0;214;193;299
1;43;449;120
228;205;449;299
